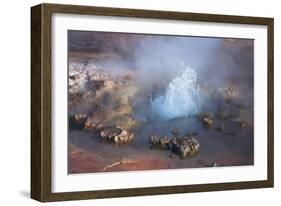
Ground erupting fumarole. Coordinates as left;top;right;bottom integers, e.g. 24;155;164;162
151;64;201;120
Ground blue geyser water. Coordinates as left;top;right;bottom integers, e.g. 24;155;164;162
151;64;201;120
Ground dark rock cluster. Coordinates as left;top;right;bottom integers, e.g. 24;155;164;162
170;134;200;158
69;114;88;130
149;136;170;150
149;132;200;158
99;125;134;144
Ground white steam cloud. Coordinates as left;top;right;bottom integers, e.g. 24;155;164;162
151;63;201;119
133;36;221;119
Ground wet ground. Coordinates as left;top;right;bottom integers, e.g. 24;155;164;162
69;114;253;173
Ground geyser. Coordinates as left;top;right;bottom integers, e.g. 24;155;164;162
151;64;201;120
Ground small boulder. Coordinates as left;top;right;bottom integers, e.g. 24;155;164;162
149;136;171;149
211;162;218;167
240;122;248;129
69;113;87;130
99;126;134;144
170;135;200;158
171;128;180;136
216;125;224;132
198;113;214;128
114;130;135;144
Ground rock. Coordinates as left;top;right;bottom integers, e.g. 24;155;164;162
100;126;122;141
211;162;218;167
68;92;83;108
69;113;87;130
170;135;200;158
114;130;135;144
149;133;200;158
99;126;134;144
224;86;239;99
75;113;87;119
84;118;96;129
216;125;224;132
111;115;139;130
115;104;133;115
171;128;180;136
68;66;111;95
198;113;214;128
240;122;248;128
68;60;139;135
103;80;115;89
149;136;171;149
123;74;132;81
217;86;239;103
203;117;213;127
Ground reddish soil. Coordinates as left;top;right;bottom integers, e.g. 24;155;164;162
69;145;170;173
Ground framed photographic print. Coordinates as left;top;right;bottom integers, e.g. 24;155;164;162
31;3;274;202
